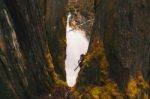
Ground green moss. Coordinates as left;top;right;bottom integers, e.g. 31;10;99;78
126;72;149;99
45;52;54;71
54;73;68;87
90;87;101;96
90;82;123;99
74;80;123;99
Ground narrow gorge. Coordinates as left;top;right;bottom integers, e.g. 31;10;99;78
0;0;150;99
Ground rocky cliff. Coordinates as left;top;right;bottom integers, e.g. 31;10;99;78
76;0;150;98
39;0;67;81
0;0;150;99
0;0;69;98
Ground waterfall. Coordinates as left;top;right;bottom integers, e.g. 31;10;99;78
65;13;89;87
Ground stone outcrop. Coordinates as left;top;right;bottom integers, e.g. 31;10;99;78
0;0;55;98
97;0;150;90
0;0;69;98
39;0;67;81
75;0;150;98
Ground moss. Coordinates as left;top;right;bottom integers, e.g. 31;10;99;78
75;40;121;99
82;41;104;68
54;73;68;87
45;52;70;98
45;52;54;71
74;79;123;99
126;72;149;99
90;82;123;99
144;93;148;99
127;78;139;97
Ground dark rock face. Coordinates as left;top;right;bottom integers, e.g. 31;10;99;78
0;0;150;98
75;0;149;98
76;30;107;87
0;0;68;98
42;0;67;81
95;0;150;90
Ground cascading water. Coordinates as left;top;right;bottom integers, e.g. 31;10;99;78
65;13;89;87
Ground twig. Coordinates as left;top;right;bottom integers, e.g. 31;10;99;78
68;19;94;32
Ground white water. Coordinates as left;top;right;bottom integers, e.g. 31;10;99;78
65;13;89;87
